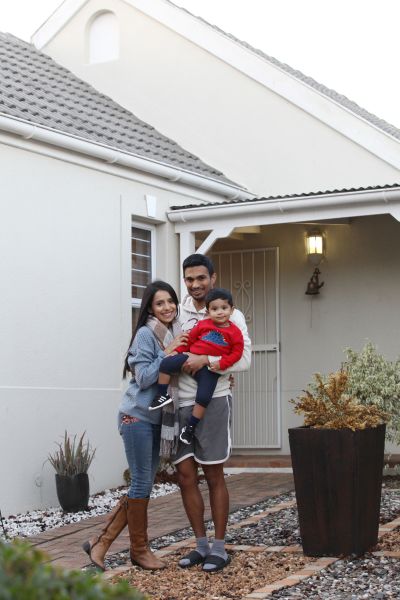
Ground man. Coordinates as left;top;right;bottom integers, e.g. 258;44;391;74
174;253;251;573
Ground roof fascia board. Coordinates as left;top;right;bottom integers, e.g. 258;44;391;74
31;0;88;48
168;188;400;232
0;113;251;200
0;130;229;205
32;0;400;169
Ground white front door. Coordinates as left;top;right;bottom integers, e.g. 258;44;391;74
210;248;281;449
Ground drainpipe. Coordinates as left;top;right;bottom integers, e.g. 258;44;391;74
0;114;254;201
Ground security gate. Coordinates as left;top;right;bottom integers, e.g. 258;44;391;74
210;248;280;448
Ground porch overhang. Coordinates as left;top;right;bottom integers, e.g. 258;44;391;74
168;185;400;258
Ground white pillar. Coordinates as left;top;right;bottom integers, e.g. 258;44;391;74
179;230;196;298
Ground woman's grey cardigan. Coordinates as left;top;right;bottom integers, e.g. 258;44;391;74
118;326;166;425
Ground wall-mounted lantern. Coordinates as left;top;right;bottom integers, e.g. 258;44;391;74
306;231;325;265
305;230;325;295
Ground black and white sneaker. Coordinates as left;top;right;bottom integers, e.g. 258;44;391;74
148;393;173;411
179;424;195;445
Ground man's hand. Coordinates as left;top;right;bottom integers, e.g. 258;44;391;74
181;353;208;375
209;360;221;372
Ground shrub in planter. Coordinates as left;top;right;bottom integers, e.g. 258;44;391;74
289;370;388;557
344;341;400;444
48;431;96;512
0;539;145;600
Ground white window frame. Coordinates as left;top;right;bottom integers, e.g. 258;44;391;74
131;221;156;309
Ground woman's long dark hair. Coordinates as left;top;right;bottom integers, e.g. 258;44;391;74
123;280;179;378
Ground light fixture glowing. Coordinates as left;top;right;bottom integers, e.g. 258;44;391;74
306;231;324;265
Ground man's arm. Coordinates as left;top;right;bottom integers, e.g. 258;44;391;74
213;309;251;373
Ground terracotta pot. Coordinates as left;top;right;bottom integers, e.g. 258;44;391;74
288;424;385;557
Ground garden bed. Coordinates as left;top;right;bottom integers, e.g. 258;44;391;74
111;550;314;600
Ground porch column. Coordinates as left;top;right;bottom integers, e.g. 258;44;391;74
179;230;195;297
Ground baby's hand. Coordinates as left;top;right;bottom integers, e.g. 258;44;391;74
209;360;221;371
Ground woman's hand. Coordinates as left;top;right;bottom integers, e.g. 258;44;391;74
164;333;189;355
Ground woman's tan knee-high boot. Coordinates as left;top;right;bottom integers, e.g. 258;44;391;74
127;497;166;570
82;496;128;571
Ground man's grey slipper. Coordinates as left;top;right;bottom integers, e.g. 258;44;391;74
202;553;231;572
178;550;205;568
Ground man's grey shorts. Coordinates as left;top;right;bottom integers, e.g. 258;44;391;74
172;395;232;466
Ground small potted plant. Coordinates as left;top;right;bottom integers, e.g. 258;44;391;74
289;369;388;557
48;431;96;513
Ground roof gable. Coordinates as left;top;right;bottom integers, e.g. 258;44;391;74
0;31;237;186
32;0;400;172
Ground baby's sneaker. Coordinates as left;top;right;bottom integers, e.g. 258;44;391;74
179;424;195;445
148;393;172;411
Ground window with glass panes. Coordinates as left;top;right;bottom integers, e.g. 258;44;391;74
131;224;154;331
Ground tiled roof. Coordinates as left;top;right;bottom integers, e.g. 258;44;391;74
172;1;400;142
170;183;400;210
0;32;237;185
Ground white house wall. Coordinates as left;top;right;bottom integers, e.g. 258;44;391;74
39;0;400;196
0;138;209;516
210;215;400;454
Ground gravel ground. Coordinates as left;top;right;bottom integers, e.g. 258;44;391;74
111;549;314;600
102;484;400;570
3;473;400;599
225;486;400;547
108;480;400;600
0;482;178;539
270;555;400;600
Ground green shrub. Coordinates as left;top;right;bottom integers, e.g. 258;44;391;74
344;342;400;444
0;539;145;600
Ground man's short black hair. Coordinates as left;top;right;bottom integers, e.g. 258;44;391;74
182;253;215;277
205;288;233;308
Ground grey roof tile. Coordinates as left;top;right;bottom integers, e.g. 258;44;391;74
170;183;400;210
171;0;400;141
0;32;238;186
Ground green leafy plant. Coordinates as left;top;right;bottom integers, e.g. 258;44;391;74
344;342;400;444
291;370;388;431
48;431;96;476
0;539;145;600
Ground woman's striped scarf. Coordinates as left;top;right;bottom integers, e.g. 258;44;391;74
146;315;181;458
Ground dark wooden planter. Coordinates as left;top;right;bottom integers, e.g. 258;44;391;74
55;473;89;513
288;424;385;557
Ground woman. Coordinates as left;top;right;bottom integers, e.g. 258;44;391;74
83;281;186;571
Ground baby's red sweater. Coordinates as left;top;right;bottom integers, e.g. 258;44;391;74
174;318;244;370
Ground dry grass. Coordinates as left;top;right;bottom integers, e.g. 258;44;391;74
376;527;400;552
111;549;313;600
